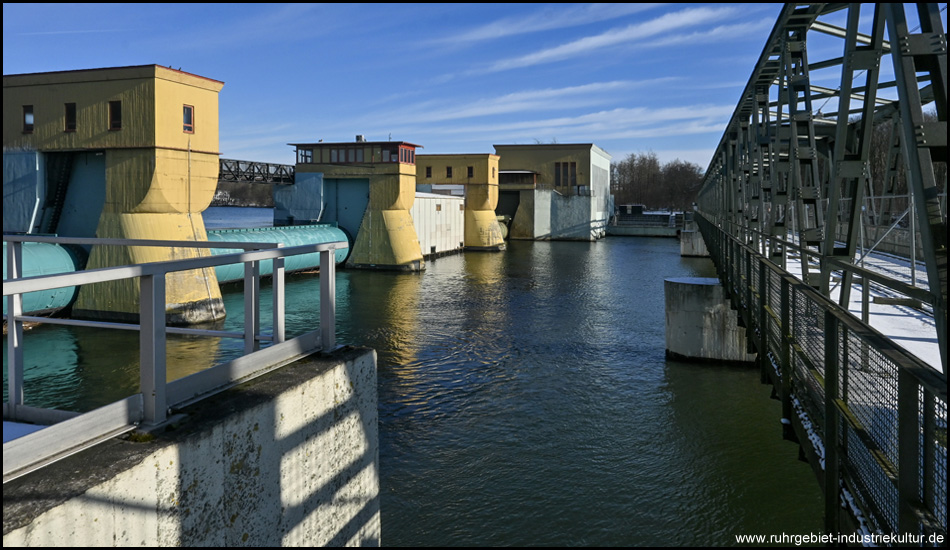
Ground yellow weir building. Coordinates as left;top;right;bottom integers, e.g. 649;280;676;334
3;65;226;323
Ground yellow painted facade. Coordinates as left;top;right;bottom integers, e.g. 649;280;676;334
3;66;226;323
416;154;505;250
493;143;608;191
294;142;425;271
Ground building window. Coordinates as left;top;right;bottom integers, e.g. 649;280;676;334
64;103;77;132
446;166;453;178
183;105;194;133
467;166;474;178
492;167;496;179
425;166;432;178
554;161;577;188
109;100;122;130
23;105;34;133
298;148;313;163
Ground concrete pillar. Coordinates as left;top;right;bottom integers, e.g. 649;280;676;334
679;229;709;257
72;149;225;324
464;182;505;251
665;277;756;364
346;168;424;271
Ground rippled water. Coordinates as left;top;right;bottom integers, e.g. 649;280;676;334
355;239;822;546
5;237;822;545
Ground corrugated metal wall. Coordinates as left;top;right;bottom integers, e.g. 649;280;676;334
411;193;464;258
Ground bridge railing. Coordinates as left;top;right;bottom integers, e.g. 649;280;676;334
696;213;947;541
3;235;346;483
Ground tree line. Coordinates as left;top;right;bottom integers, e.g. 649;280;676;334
611;152;704;211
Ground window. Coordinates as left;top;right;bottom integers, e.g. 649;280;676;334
492;167;496;179
109;100;122;130
23;105;34;133
298;148;313;163
425;166;432;178
64;103;77;132
467;166;474;178
554;162;576;188
446;166;453;178
183;105;194;133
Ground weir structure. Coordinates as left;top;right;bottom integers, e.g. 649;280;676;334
695;3;946;541
3;66;227;324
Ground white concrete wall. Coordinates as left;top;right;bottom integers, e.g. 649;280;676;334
680;230;709;257
2;349;380;547
411;192;464;257
665;278;756;363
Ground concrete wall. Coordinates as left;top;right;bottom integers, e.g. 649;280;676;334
679;229;709;257
412;192;464;258
665;278;756;364
2;347;380;547
494;144;611;241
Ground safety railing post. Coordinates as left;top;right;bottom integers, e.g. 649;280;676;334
273;254;285;344
140;273;167;426
823;310;840;536
780;276;793;439
244;259;260;354
320;248;336;352
6;240;25;419
897;368;920;536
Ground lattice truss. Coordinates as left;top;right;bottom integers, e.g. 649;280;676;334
696;3;947;368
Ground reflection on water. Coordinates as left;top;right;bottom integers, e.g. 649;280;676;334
3;237;821;545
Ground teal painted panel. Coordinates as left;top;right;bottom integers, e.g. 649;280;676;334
323;178;369;241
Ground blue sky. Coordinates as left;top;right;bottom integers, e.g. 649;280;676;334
6;3;792;168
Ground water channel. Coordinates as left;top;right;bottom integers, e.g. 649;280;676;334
5;236;822;545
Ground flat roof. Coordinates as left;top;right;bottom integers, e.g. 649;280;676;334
3;64;224;86
290;141;423;149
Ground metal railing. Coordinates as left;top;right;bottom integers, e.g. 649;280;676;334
696;213;947;541
3;234;346;482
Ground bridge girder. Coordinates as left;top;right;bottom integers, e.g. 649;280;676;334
697;3;947;370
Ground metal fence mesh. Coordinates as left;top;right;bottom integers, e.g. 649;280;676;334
695;213;947;540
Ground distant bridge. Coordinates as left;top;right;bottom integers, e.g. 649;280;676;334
695;3;946;542
218;158;294;185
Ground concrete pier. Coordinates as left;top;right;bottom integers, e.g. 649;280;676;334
2;347;380;547
679;229;709;257
664;278;756;364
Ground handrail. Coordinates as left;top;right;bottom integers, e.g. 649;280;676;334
3;235;346;483
695;212;947;539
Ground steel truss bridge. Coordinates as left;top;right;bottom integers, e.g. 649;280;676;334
695;3;946;543
219;158;294;184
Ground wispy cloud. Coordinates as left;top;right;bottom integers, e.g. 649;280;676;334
433;3;665;45
14;30;126;36
377;80;678;125
371;104;733;146
480;6;737;74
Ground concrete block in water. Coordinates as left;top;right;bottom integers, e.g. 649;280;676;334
679;230;709;257
664;277;756;364
2;347;380;546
